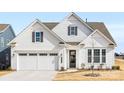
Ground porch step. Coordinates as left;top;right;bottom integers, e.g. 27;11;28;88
66;69;78;72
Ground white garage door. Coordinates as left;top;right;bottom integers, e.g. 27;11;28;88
18;53;58;70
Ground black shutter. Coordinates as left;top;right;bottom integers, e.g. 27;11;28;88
41;32;43;42
68;26;70;35
75;27;77;35
32;32;35;42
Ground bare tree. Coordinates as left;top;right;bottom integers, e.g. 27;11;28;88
91;35;94;75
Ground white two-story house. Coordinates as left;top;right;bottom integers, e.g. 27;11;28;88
9;12;116;71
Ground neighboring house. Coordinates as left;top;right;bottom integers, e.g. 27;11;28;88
115;53;124;59
9;12;116;71
0;24;15;69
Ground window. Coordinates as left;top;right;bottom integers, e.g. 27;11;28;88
49;53;58;56
6;54;9;61
60;54;63;63
39;53;48;56
0;37;4;47
29;53;37;56
68;26;77;36
35;32;41;42
102;49;106;63
19;53;27;56
88;49;92;63
94;49;100;63
6;39;10;45
32;32;43;42
87;49;106;63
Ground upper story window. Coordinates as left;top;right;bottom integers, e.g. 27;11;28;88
68;26;77;36
6;39;10;45
32;32;43;42
0;37;4;47
35;32;41;42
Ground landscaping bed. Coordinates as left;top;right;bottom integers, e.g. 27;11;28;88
54;59;124;81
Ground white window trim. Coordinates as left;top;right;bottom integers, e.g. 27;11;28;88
87;48;106;64
68;26;77;36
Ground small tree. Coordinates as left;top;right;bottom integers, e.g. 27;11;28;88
91;35;95;75
81;63;85;69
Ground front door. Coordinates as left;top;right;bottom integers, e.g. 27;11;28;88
69;50;76;68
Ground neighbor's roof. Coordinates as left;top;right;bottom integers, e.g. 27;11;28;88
43;22;116;44
0;24;9;31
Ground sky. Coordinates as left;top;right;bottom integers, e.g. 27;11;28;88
0;12;123;53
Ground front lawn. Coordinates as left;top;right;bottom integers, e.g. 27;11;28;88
0;71;13;77
54;59;124;81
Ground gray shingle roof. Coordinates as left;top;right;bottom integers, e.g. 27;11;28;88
87;22;116;44
43;22;116;44
43;22;58;30
0;24;9;31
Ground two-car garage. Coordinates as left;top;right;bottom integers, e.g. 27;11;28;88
17;52;58;71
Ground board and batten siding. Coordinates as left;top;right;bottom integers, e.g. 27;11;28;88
11;22;61;51
52;15;93;42
11;22;62;70
0;26;15;52
78;31;115;69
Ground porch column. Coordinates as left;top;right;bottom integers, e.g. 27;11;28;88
63;48;67;70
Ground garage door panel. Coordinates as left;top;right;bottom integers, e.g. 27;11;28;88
18;53;58;71
38;56;56;70
18;55;37;70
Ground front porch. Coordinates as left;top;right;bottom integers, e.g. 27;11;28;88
58;44;80;70
58;43;114;71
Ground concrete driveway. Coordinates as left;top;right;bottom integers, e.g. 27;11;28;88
0;71;56;81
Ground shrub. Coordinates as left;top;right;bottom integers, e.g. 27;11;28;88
60;67;65;71
112;66;120;70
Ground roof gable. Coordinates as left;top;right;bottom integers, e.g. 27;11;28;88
87;22;116;45
9;13;116;45
43;22;116;45
64;12;94;31
80;29;115;47
9;19;64;45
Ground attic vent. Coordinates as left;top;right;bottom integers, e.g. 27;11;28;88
109;43;114;45
59;42;64;44
59;42;65;46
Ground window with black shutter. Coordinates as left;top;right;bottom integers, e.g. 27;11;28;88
32;32;35;42
40;32;43;42
68;26;70;36
33;32;43;42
